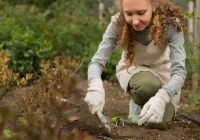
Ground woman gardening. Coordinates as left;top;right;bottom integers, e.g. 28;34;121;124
84;0;187;130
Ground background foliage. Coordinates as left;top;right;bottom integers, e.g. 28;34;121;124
0;0;118;80
0;0;198;83
0;0;199;139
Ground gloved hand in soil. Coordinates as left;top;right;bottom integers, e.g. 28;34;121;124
138;89;170;125
84;79;105;115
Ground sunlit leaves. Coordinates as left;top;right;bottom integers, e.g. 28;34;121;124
0;50;32;98
184;9;200;19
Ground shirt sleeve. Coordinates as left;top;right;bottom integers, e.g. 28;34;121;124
161;25;187;98
88;14;119;83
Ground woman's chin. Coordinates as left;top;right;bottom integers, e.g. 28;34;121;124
133;25;146;31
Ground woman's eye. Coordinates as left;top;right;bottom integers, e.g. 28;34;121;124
138;11;145;15
125;12;132;16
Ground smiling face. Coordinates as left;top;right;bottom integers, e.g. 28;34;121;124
122;0;155;31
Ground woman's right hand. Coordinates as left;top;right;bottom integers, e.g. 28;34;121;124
84;79;105;115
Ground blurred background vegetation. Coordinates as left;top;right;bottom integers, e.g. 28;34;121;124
0;0;199;139
0;0;199;83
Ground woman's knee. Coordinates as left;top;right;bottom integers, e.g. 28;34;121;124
146;120;173;130
128;71;162;106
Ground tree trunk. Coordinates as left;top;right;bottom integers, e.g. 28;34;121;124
99;1;104;24
188;1;194;43
192;0;200;92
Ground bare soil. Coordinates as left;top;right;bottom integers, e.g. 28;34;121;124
65;78;200;140
1;77;200;140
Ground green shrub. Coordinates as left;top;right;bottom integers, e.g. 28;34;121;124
0;0;119;81
2;0;57;7
0;50;32;98
188;93;200;111
184;38;200;83
102;48;121;82
0;18;52;77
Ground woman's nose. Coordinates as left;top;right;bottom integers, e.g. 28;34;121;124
132;18;140;25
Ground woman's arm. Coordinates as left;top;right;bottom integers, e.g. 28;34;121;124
88;14;119;83
162;25;187;98
138;28;187;125
84;14;119;115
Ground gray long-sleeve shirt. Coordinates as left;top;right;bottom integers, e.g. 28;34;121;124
88;14;187;98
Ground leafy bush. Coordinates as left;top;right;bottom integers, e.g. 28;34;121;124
0;56;93;139
184;38;200;83
0;0;120;81
188;93;200;111
2;0;57;7
102;48;121;82
0;18;52;77
0;50;32;98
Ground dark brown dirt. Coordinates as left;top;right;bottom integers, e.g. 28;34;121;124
64;78;200;140
1;77;200;140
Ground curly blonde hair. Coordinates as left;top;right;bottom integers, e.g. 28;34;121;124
114;0;186;67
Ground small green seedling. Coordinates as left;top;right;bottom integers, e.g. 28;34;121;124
111;117;131;127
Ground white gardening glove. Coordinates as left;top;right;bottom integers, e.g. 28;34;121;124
138;89;170;125
84;79;105;115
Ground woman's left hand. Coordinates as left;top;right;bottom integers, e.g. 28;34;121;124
138;89;170;125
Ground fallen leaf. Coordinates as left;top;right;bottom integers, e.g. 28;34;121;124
68;116;80;122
